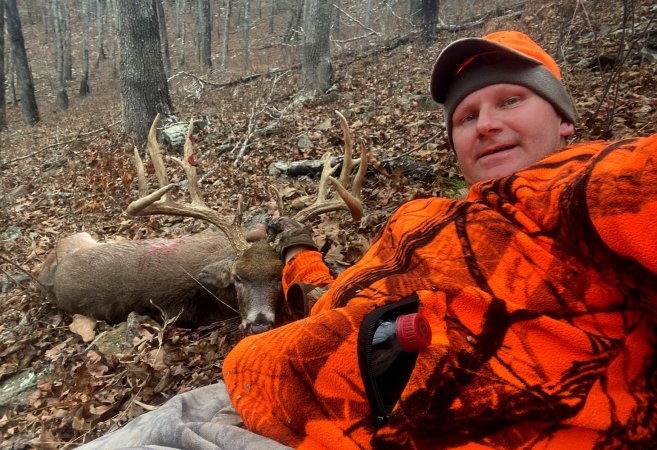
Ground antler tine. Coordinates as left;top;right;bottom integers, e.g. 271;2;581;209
126;114;246;252
168;118;205;206
268;185;285;217
291;111;366;224
335;111;354;188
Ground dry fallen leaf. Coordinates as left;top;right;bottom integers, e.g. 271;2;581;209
2;2;656;447
69;315;97;343
147;348;168;371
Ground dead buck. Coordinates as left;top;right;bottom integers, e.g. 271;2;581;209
38;112;367;333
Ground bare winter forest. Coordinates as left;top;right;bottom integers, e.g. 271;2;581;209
1;0;656;447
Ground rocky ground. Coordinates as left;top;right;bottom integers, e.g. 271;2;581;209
1;1;656;447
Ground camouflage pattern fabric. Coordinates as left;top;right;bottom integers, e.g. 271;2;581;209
224;134;657;449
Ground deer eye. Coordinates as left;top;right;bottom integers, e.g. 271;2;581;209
233;274;243;284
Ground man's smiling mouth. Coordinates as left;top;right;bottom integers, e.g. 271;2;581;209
479;144;516;158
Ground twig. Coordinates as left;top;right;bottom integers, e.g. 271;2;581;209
234;74;282;165
384;128;445;163
0;120;121;167
591;6;657;134
332;3;381;37
0;253;45;290
332;31;378;44
234;105;259;164
178;266;240;314
169;67;295;92
0;267;30;292
385;2;414;26
168;70;220;86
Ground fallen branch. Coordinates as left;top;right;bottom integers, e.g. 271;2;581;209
233;73;283;165
437;2;526;32
0;120;121;168
269;156;344;177
332;3;381;37
333;31;378;45
233;105;259;165
384;128;445;163
0;253;45;290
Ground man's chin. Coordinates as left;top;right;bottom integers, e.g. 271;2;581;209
473;154;522;182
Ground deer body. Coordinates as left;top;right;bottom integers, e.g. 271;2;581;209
38;229;283;330
39;112;365;334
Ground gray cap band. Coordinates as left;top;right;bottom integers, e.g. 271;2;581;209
443;59;577;149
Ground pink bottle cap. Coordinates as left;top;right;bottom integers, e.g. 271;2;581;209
396;313;432;352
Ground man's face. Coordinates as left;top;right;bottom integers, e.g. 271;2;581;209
451;83;574;185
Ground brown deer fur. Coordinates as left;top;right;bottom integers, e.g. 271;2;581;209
38;112;364;334
38;229;283;331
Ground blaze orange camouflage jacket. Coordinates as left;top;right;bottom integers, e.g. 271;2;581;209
223;133;657;449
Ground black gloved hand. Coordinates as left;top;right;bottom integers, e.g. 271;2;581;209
268;217;318;261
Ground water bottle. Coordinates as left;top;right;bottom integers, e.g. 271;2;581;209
371;312;432;376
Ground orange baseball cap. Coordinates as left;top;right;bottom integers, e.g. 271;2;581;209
430;31;577;149
431;31;562;103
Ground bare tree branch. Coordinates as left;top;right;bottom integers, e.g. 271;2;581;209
0;253;45;290
0;121;121;168
332;3;381;37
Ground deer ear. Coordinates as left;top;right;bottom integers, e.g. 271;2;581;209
196;259;236;289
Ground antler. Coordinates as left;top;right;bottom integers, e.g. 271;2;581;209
126;114;247;252
291;111;366;223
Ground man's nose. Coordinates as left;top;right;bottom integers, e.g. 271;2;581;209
476;108;502;135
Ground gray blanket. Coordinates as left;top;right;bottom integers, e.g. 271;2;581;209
78;381;291;450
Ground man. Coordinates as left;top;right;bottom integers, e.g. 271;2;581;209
80;31;656;450
223;30;657;449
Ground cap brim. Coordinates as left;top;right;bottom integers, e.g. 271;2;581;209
430;38;542;103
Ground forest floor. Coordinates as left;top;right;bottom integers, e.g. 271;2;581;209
1;2;657;448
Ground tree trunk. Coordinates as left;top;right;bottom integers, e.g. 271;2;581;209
420;0;438;42
197;0;212;70
0;0;6;130
175;0;184;38
283;0;303;43
117;0;173;142
43;2;52;45
79;0;91;96
242;0;250;72
409;0;421;24
301;0;332;96
62;0;72;81
5;0;39;124
364;0;373;27
7;52;18;105
94;0;107;69
52;0;69;111
220;0;231;71
156;0;172;77
179;18;186;66
107;0;118;76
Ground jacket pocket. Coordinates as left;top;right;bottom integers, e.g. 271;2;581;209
357;293;421;427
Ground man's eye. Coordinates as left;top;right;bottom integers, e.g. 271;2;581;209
503;96;521;106
461;113;477;124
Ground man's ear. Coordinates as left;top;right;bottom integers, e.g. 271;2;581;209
559;120;575;138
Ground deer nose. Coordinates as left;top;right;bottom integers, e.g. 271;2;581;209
243;313;274;335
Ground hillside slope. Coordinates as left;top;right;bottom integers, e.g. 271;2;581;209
1;1;656;447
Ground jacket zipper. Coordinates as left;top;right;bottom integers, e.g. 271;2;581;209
357;293;419;427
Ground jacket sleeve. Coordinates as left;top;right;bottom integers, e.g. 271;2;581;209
281;250;335;318
585;134;657;276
